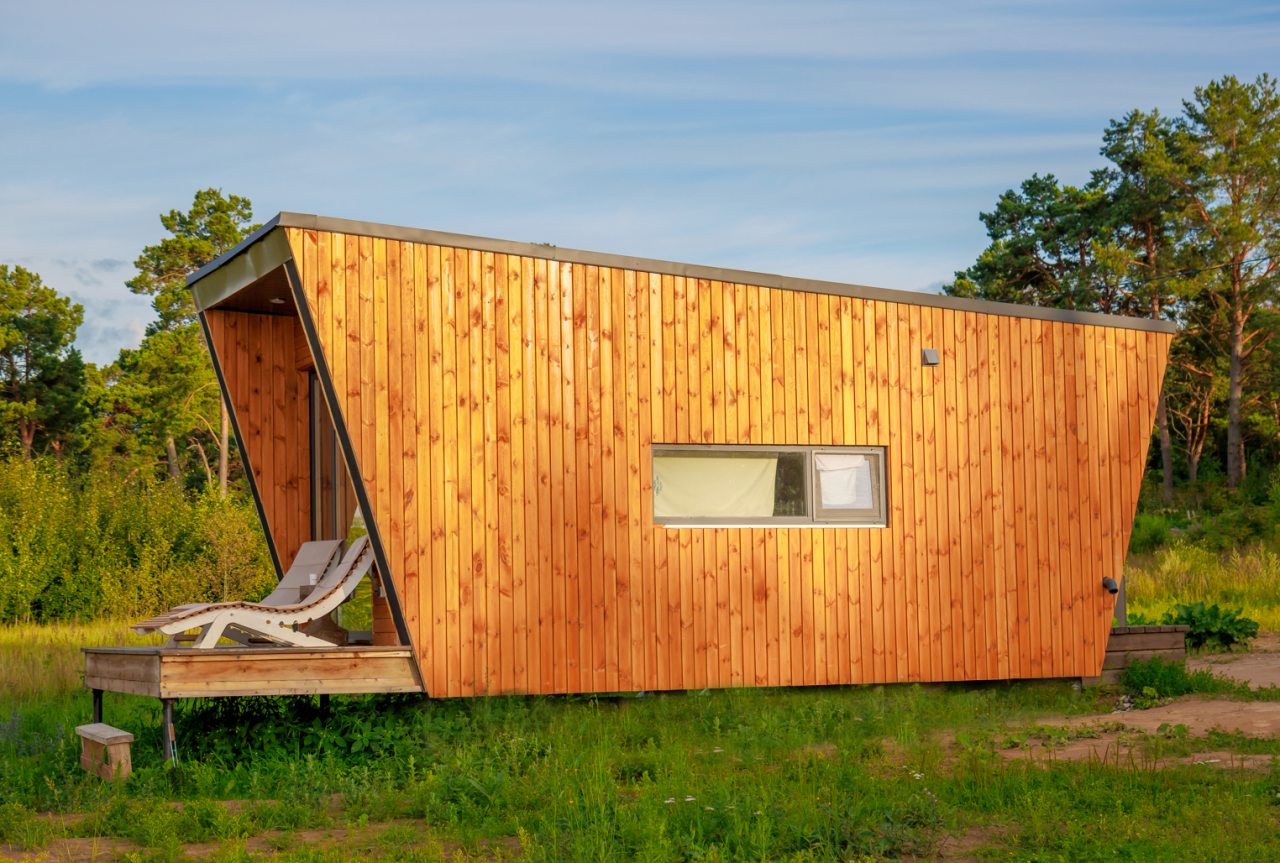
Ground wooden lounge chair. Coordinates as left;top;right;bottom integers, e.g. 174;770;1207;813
132;539;343;642
132;537;374;648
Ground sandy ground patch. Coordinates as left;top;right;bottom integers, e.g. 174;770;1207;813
1064;698;1280;736
928;825;1006;862
1000;736;1275;769
998;695;1280;768
1190;650;1280;688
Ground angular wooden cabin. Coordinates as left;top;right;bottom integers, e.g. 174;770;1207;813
88;213;1176;702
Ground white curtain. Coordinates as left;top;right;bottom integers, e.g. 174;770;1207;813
653;455;778;518
813;452;872;510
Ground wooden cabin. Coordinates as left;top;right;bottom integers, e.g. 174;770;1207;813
86;212;1175;703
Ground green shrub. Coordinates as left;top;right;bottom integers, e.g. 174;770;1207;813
1121;657;1236;699
1162;602;1260;651
1129;513;1175;555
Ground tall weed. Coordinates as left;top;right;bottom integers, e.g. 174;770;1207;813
1125;543;1280;630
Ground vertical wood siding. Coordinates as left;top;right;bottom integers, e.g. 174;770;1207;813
282;228;1170;696
204;309;312;573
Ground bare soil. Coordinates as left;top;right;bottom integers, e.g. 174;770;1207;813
999;695;1280;768
1066;697;1280;736
1190;646;1280;689
1000;736;1275;769
0;817;520;863
929;825;1006;862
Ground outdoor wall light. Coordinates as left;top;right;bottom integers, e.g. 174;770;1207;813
269;296;287;305
1102;577;1119;595
921;348;940;366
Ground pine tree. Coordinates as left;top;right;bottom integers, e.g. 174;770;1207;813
0;265;87;457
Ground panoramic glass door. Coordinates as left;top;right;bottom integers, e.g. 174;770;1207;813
309;373;358;542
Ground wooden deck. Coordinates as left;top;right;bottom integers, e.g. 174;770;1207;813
83;645;424;699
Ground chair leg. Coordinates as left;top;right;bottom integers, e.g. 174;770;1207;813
193;621;228;649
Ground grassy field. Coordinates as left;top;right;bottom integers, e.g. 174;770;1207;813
4;623;1280;861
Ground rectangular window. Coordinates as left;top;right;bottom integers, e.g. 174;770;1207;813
652;445;887;527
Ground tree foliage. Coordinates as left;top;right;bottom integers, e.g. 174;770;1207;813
127;188;256;334
948;73;1280;495
1160;74;1280;487
116;188;258;488
0;265;86;457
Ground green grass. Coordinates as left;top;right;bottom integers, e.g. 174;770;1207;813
1125;543;1280;630
5;656;1280;862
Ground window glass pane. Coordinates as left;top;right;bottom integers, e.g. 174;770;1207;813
772;451;808;516
653;451;806;519
813;452;874;511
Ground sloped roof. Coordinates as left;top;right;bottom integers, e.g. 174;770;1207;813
189;211;1178;334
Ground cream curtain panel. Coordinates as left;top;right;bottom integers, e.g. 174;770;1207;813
813;452;872;510
653;455;778;519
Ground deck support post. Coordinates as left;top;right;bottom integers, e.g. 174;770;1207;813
319;694;330;715
160;699;176;764
92;689;103;724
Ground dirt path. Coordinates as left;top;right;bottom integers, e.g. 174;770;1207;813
0;818;520;863
999;695;1280;768
1063;698;1280;736
1190;649;1280;688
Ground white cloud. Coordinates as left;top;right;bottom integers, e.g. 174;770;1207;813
1;0;1275;363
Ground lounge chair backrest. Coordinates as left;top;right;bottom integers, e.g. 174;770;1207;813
282;535;374;617
258;539;344;606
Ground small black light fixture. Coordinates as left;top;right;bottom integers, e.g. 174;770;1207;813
1102;577;1119;595
268;297;287;305
921;348;940;367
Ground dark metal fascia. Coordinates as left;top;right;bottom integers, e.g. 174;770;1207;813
270;211;1179;335
282;257;420;672
197;311;285;580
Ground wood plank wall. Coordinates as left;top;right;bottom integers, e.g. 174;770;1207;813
205;309;312;574
284;227;1171;697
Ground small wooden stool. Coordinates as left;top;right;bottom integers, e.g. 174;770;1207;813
76;723;134;780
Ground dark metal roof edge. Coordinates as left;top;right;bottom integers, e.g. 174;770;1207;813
203;211;1178;334
185;213;283;286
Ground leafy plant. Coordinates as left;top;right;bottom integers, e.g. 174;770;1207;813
1162;602;1260;650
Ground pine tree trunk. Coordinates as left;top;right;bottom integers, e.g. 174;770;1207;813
1226;293;1246;489
218;397;230;498
165;436;182;482
1156;389;1174;504
18;421;35;459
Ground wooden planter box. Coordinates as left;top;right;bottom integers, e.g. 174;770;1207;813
1085;625;1189;685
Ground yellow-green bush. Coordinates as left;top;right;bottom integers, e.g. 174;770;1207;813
0;458;273;623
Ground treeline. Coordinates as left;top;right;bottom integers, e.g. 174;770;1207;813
0;190;274;622
947;74;1280;504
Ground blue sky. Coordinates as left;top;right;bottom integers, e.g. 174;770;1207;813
2;1;1277;364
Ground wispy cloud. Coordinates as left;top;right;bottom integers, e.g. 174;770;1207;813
0;0;1275;363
